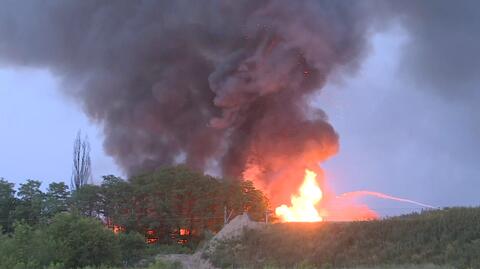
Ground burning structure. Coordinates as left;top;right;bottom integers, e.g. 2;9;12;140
0;1;441;223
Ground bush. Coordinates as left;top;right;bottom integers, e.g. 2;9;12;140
146;259;183;269
0;222;45;269
45;213;121;268
118;232;147;266
0;213;148;269
146;244;193;255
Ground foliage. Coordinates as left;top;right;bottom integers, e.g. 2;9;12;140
2;166;269;247
342;264;454;269
221;179;269;222
207;207;480;269
144;259;183;269
70;184;103;217
108;166;270;245
118;232;148;266
62;166;269;246
100;175;137;230
44;182;70;218
0;178;16;233
0;222;39;269
0;213;134;269
14;179;44;226
0;165;270;267
260;265;454;269
45;213;122;268
146;244;193;255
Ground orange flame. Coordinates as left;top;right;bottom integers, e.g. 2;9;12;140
264;166;434;223
275;169;323;222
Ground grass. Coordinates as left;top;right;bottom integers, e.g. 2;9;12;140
205;207;480;269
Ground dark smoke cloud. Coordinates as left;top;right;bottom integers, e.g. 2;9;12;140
2;0;477;202
0;0;373;187
386;0;480;98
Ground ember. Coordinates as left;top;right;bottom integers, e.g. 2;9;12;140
179;228;190;236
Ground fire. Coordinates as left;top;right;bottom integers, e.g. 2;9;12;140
179;228;191;236
272;168;435;223
275;169;323;222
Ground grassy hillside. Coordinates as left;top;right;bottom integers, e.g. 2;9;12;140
205;207;480;269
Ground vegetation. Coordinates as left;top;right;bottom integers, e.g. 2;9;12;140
71;130;92;191
121;166;269;245
252;265;453;269
206;207;480;269
1;166;268;244
3;167;480;269
0;213;146;268
0;165;269;268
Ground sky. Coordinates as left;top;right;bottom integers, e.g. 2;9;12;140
319;26;480;214
0;4;479;216
0;68;121;187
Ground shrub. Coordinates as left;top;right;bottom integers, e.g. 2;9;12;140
0;213;149;269
146;259;183;269
45;213;121;268
118;232;147;266
146;244;193;255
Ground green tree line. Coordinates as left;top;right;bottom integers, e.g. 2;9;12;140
1;165;269;244
0;165;269;268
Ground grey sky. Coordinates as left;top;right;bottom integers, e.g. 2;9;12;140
0;68;121;188
1;24;478;214
319;25;480;214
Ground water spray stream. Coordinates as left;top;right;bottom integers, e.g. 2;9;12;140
338;191;437;209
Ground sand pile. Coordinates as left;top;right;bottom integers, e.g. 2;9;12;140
200;213;265;259
161;214;264;269
212;213;265;241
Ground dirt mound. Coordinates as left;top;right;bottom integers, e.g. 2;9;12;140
159;214;265;269
200;213;265;260
212;213;265;241
160;253;216;269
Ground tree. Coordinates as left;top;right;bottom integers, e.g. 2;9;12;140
128;166;225;243
45;213;121;268
71;131;92;190
14;180;44;226
44;182;70;218
124;166;270;245
221;179;269;224
70;184;103;218
235;180;269;221
101;175;136;230
0;178;16;233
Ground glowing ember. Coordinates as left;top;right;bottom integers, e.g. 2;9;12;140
275;169;323;222
112;224;124;234
179;228;191;236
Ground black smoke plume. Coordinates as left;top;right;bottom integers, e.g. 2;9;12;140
3;1;476;202
0;1;373;188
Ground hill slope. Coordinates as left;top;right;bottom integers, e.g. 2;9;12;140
205;207;480;269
